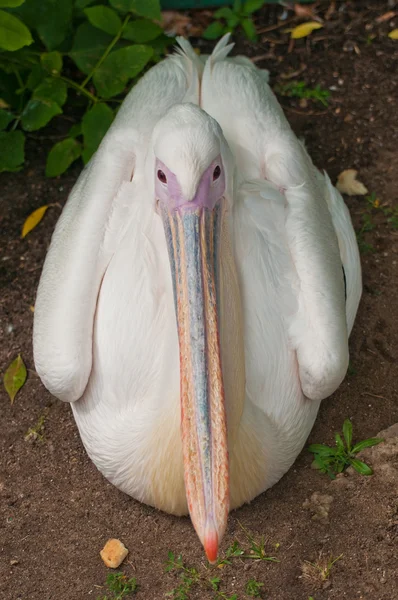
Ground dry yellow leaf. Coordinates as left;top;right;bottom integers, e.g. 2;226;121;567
21;205;49;239
336;170;368;196
388;29;398;40
290;22;323;39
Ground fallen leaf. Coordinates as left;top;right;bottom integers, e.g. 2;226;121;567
3;354;27;404
21;205;49;238
290;22;323;39
336;170;368;196
161;10;203;37
376;11;396;23
294;4;318;20
388;29;398;39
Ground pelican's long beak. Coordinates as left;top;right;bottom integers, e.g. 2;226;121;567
160;199;229;563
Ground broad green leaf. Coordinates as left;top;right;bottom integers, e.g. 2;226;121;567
290;22;323;39
233;0;242;12
0;108;13;130
388;29;398;40
122;19;162;43
308;444;335;456
3;354;27;404
93;44;153;98
21;98;62;131
34;77;67;106
0;129;24;171
203;21;226;40
109;0;161;21
41;51;62;75
243;0;264;15
16;0;73;50
84;6;122;36
69;22;112;75
0;0;25;6
241;17;257;41
26;64;44;90
214;7;234;19
68;122;82;138
335;433;345;452
342;419;353;450
46;137;81;177
0;10;33;51
349;459;373;476
352;438;383;454
21;205;49;238
82;102;113;163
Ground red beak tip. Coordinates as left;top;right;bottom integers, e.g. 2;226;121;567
204;530;219;564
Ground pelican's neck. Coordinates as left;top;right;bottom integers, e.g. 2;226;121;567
219;206;246;448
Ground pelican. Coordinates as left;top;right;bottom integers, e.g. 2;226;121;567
33;35;361;562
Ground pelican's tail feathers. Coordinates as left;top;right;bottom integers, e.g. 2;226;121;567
209;34;234;66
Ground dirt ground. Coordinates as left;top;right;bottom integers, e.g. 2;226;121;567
1;2;397;599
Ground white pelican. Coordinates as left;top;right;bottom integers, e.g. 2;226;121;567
33;35;361;562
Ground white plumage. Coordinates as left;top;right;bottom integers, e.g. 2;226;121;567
33;35;361;558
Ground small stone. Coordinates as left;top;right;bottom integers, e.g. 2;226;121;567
10;559;19;566
100;539;129;569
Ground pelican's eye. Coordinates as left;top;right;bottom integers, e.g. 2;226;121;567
157;169;167;184
213;165;221;181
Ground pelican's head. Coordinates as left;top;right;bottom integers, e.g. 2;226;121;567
152;104;230;563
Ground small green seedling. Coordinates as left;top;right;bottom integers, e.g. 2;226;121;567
274;81;331;106
217;540;245;566
302;553;343;584
203;0;264;42
238;522;279;562
165;552;200;600
308;419;383;479
97;572;137;600
246;578;265;597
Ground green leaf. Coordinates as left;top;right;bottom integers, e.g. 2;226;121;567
69;22;112;75
0;108;13;130
0;129;24;171
0;10;33;51
203;21;226;40
335;433;345;452
21;98;62;131
26;65;44;90
82;102;113;163
46;137;81;177
233;0;242;12
352;438;383;454
34;77;67;106
109;0;161;21
243;0;264;15
75;0;96;7
349;458;373;476
0;70;19;108
68;122;82;138
41;51;62;75
93;44;153;98
84;6;122;36
241;17;257;41
342;419;353;451
0;0;25;6
16;0;73;50
122;19;162;43
3;354;27;404
308;444;336;457
214;7;234;19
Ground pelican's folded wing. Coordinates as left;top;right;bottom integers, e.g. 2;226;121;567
202;36;361;401
33;44;201;402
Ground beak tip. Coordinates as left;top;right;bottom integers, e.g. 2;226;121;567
204;524;219;564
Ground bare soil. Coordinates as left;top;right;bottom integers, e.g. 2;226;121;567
1;2;397;599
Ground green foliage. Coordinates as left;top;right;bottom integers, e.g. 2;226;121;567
357;192;398;254
245;578;264;597
0;0;167;175
308;419;383;479
97;572;138;600
274;80;331;106
203;0;264;42
165;551;200;600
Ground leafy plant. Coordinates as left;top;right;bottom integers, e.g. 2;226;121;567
216;541;245;567
238;521;279;562
0;0;171;176
274;80;331;106
356;191;398;253
245;578;265;597
203;0;264;42
308;419;383;479
165;552;200;600
97;572;138;600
